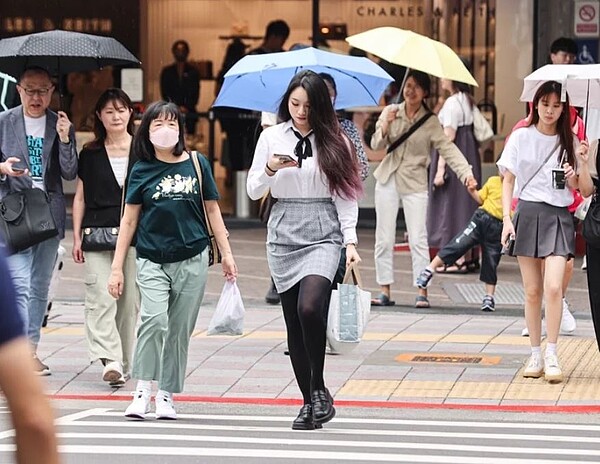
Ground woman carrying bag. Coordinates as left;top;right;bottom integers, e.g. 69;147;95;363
247;70;362;430
72;88;140;387
108;101;237;420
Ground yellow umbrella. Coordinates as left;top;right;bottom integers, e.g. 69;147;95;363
346;27;478;87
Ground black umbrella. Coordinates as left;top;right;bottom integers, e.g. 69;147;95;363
0;29;140;79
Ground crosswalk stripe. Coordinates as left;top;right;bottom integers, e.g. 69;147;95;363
68;420;600;444
55;432;600;457
0;444;585;463
99;411;600;432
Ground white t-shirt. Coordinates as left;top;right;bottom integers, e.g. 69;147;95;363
108;156;129;188
497;125;575;207
438;92;474;129
24;115;46;190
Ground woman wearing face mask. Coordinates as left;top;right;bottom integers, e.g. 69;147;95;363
247;70;362;430
108;101;237;419
72;88;140;387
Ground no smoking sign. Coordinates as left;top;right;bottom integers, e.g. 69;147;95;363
575;0;600;37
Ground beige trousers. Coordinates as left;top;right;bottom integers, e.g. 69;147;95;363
84;247;139;373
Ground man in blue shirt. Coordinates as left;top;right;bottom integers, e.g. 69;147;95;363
0;248;59;463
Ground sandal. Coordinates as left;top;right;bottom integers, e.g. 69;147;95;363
436;262;469;274
371;293;395;306
415;295;430;308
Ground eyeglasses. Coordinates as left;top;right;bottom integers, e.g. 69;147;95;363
18;87;52;97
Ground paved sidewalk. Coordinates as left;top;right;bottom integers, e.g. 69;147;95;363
39;228;600;408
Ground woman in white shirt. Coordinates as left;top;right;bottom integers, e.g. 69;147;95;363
247;70;362;430
498;81;587;384
72;88;140;387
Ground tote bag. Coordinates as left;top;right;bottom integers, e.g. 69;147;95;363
327;262;371;354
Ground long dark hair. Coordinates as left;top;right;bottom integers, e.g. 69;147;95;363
449;80;475;108
277;70;362;200
133;101;186;161
528;81;575;167
85;88;134;149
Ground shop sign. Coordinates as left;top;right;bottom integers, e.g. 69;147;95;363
354;0;425;18
574;0;600;38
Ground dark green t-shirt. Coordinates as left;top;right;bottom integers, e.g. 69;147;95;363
126;153;219;264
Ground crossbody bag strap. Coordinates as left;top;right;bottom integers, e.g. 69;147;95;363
386;112;434;154
519;140;561;193
189;150;215;237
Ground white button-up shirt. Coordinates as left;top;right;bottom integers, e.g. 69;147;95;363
247;119;358;245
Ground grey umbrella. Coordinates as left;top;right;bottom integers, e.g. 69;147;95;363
0;29;140;79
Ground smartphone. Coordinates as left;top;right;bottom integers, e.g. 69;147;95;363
273;154;296;163
11;167;26;173
501;235;515;255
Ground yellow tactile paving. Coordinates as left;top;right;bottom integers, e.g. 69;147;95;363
488;335;532;346
397;380;455;390
448;381;510;399
244;331;287;339
391;333;445;342
391;388;448;398
440;334;494;344
560;378;600;400
337;380;399;396
504;382;563;401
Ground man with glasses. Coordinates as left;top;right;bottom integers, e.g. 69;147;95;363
0;66;77;375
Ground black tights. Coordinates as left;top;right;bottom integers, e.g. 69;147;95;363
280;275;332;404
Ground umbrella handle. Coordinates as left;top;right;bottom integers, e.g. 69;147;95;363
392;67;410;104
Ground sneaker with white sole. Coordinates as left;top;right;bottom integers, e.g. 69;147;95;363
416;268;433;289
102;361;123;385
560;299;576;334
124;390;151;419
155;390;177;420
521;323;547;337
544;353;564;383
481;295;495;312
523;353;544;378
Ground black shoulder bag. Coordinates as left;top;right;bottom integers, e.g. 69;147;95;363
386;112;434;154
0;188;58;254
583;140;600;247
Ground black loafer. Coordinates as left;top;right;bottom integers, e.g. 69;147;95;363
311;389;336;425
292;404;318;430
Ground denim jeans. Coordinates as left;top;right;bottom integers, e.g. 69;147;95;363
6;236;60;347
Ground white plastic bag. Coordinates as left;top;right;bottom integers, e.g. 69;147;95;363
575;196;592;221
327;263;371;355
207;280;245;336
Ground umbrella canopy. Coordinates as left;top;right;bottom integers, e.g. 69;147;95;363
0;29;140;78
212;46;394;112
520;63;600;108
345;27;478;87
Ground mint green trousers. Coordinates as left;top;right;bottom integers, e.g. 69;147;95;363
132;249;208;393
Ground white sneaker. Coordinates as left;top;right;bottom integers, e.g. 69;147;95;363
155;390;177;420
124;390;151;419
582;255;587;270
560;299;576;334
544;353;564;383
523;353;544;378
102;361;123;385
521;323;547;337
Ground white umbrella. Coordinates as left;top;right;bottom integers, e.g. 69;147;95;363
520;64;600;108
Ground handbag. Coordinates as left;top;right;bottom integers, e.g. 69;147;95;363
81;183;126;252
190;151;222;266
473;106;494;143
0;188;58;254
326;262;371;355
258;190;277;223
583;195;600;248
207;280;245;335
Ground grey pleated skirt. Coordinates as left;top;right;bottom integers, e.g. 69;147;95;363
267;198;343;293
511;200;575;258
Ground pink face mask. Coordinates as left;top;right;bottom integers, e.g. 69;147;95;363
149;126;179;149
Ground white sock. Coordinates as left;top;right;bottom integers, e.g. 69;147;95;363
531;346;541;356
546;343;557;356
136;380;152;393
425;266;434;273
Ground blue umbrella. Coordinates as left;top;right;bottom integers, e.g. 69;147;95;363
213;47;393;112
